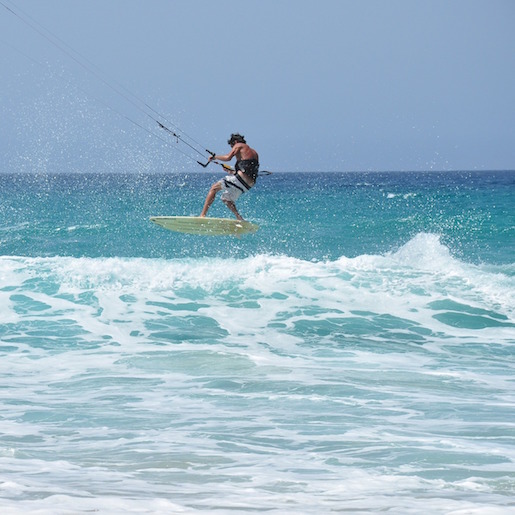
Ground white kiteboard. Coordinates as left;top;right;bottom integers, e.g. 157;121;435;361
150;216;259;236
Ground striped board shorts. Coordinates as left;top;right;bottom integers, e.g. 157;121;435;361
219;174;252;202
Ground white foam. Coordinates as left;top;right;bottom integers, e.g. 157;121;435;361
0;241;514;512
1;235;514;343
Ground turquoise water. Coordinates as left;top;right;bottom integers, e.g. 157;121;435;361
0;170;514;514
2;171;513;263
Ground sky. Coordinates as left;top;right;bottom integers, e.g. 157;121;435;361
1;0;514;173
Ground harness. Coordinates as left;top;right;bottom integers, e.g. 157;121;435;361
235;159;259;182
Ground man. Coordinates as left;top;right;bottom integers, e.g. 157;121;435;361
200;133;259;221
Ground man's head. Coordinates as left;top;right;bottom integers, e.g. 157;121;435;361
228;133;246;146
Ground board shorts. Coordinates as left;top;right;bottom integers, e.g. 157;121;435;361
219;174;252;202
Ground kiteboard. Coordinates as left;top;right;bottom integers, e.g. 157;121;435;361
150;216;259;236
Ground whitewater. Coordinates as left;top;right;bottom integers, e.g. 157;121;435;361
0;170;514;514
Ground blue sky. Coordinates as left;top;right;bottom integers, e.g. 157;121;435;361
1;0;514;172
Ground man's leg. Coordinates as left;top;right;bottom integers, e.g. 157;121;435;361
200;182;221;217
223;199;244;221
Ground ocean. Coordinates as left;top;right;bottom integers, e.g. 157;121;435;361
0;170;514;514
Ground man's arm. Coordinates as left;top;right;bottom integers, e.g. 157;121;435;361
209;143;241;162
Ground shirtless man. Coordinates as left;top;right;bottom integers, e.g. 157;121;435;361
200;133;259;221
